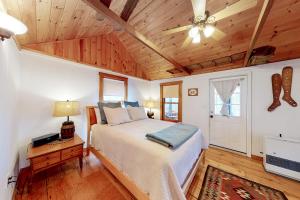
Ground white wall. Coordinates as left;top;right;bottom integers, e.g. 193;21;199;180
18;50;150;168
0;40;21;200
2;38;300;195
151;59;300;156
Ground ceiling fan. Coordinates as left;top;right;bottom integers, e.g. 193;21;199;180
163;0;258;47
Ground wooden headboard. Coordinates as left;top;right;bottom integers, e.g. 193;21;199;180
86;106;97;156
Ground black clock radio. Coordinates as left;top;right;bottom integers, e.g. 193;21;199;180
31;133;60;147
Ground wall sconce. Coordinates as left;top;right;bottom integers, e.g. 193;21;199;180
0;12;27;41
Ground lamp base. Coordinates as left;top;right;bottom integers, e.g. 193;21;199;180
147;111;154;119
61;121;75;139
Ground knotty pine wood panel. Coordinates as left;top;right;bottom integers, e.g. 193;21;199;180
109;0;128;16
127;0;262;65
48;0;66;41
113;0;263;79
24;34;148;80
254;0;300;63
119;0;300;79
120;0;139;22
3;0;300;80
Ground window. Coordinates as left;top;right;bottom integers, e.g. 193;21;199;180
103;78;125;101
99;73;128;101
160;81;182;122
214;85;241;117
164;98;179;120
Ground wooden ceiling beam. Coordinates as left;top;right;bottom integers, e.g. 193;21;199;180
82;0;191;75
191;60;245;76
243;0;274;67
101;0;112;8
121;0;139;22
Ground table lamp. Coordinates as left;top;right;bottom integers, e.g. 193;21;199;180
53;100;80;139
144;100;155;119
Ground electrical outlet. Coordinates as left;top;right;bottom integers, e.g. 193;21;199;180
6;174;17;188
6;173;10;189
5;173;16;200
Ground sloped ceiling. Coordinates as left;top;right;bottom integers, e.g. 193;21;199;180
23;34;149;79
2;0;300;80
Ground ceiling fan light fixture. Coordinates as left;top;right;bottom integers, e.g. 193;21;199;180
188;26;199;38
192;34;201;43
204;24;215;38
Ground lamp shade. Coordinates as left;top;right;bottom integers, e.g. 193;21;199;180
144;100;155;109
53;101;80;117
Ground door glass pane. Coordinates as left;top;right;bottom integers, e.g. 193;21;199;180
230;93;240;104
214;89;223;105
214;85;241;117
214;88;223;115
229;86;241;117
165;98;179;103
230;105;240;117
214;104;222;115
164;103;178;120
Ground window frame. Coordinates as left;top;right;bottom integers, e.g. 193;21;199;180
99;72;128;101
160;81;182;122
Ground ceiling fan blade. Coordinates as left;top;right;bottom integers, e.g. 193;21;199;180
211;27;226;41
212;0;257;22
191;0;206;18
163;25;192;35
182;36;192;48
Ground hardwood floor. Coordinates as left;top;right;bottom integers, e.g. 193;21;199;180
16;147;300;200
187;147;300;200
15;153;134;200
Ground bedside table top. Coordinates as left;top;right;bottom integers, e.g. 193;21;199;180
27;134;84;159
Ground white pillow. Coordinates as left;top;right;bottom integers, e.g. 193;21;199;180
95;107;101;124
127;106;148;121
103;107;132;125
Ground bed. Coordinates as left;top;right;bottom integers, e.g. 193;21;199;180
86;106;207;200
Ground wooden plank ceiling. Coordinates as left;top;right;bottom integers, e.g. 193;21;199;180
24;34;148;79
2;0;300;80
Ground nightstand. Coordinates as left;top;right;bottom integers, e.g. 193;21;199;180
27;134;84;190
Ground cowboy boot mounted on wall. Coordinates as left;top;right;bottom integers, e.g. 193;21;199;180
282;66;298;107
268;73;282;112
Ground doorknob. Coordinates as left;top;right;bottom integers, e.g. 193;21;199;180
210;115;214;118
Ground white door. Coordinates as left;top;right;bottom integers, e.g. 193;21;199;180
209;76;247;153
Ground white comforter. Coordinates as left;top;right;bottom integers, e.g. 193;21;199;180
91;119;207;200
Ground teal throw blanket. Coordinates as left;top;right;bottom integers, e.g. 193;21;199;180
146;124;198;149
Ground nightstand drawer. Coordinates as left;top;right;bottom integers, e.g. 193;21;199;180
31;151;60;164
27;134;84;191
32;155;60;171
61;145;83;160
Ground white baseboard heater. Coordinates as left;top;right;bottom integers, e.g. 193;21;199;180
263;136;300;181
